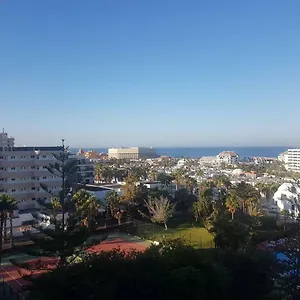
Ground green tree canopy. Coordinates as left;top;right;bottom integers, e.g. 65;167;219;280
26;243;276;300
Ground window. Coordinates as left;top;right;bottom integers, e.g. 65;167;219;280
10;156;15;159
31;187;36;190
43;176;47;179
0;189;4;192
31;155;35;158
31;177;35;180
0;178;4;181
43;166;47;169
10;167;16;170
11;178;15;181
31;166;35;169
281;194;287;200
11;189;16;192
32;198;36;201
42;155;47;158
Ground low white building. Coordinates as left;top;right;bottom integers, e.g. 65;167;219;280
216;151;239;165
198;156;216;165
274;183;300;217
177;159;186;168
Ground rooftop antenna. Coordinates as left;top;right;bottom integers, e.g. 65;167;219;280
2;128;4;133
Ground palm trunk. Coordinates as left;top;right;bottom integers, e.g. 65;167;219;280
0;213;4;266
3;215;7;242
10;215;13;248
231;211;234;220
164;222;168;230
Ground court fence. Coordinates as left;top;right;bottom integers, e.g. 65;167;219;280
0;278;25;300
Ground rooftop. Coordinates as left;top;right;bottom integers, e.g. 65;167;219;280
0;146;63;152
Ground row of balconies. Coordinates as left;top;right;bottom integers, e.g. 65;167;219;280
0;177;60;184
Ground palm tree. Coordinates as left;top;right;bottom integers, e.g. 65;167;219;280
72;189;101;230
148;169;158;182
183;176;197;193
225;194;240;219
0;194;17;265
104;190;121;219
8;198;17;248
172;169;185;191
94;163;103;183
233;181;260;214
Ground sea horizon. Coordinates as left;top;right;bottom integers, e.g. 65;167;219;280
70;146;294;158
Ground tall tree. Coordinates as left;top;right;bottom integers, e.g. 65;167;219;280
233;181;260;214
143;196;174;230
0;194;17;265
120;175;148;220
225;193;239;220
104;190;121;218
172;169;185;191
94;162;103;183
174;188;197;211
30;141;91;266
156;173;173;187
72;189;101;230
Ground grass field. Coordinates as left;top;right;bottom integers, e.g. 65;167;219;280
134;214;214;248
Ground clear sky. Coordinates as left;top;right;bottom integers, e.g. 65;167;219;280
1;0;300;147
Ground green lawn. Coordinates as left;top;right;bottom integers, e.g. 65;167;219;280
135;214;214;249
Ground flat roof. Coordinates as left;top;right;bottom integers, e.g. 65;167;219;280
0;146;63;152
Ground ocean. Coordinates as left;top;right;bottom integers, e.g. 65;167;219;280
70;147;290;158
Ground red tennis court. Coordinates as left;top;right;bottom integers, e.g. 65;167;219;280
0;256;59;298
0;237;148;297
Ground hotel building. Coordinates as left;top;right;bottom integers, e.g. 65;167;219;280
0;146;63;210
108;147;158;159
0;131;95;210
286;149;300;172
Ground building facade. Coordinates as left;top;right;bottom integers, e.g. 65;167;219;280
286;149;300;172
0;146;63;210
274;183;300;217
278;151;289;164
0;130;15;147
69;154;95;184
216;151;239;165
108;147;158;159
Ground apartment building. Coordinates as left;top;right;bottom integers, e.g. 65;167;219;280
286;149;300;172
108;147;158;159
69;154;95;184
0;146;63;210
0;130;15;147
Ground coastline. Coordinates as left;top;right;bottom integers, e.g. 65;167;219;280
70;146;291;158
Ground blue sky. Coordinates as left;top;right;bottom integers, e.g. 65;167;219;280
1;0;300;147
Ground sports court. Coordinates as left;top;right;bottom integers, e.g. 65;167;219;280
0;232;150;299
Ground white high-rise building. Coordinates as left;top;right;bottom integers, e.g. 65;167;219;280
0;131;94;210
0;146;63;210
286;149;300;172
